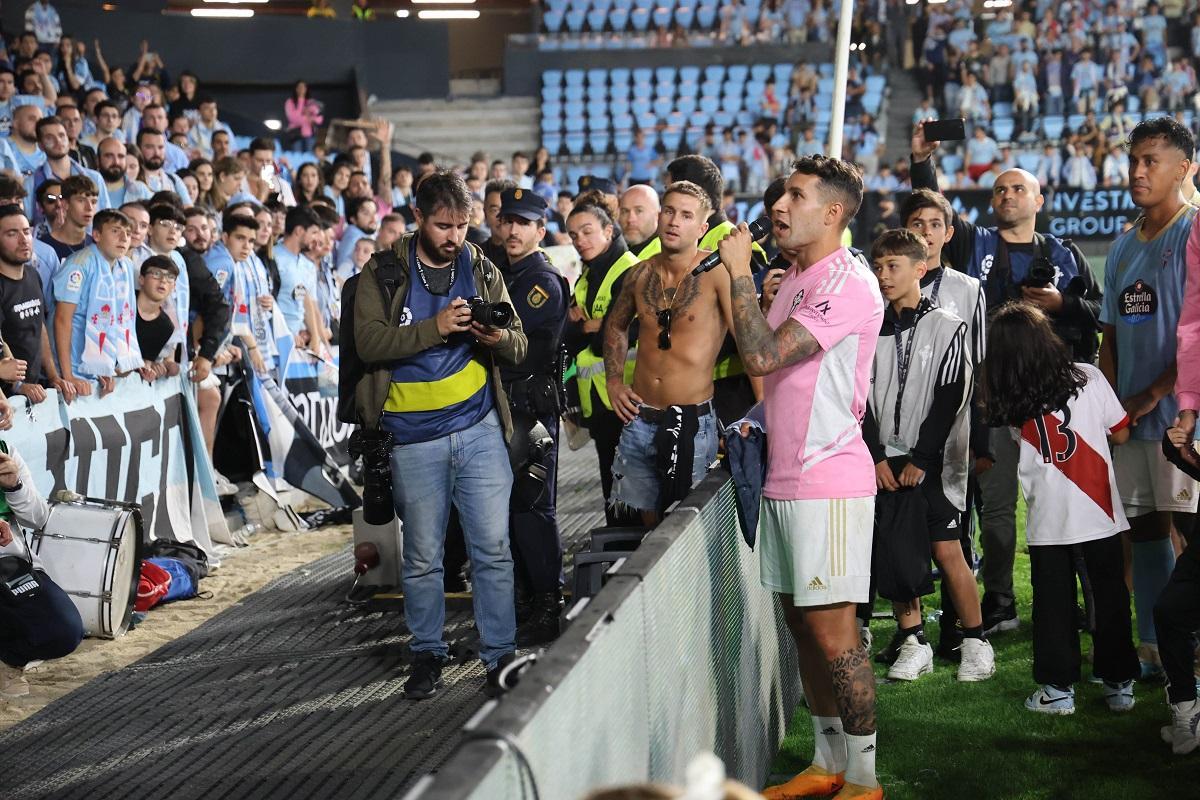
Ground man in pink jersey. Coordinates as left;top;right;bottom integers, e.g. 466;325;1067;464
718;156;884;800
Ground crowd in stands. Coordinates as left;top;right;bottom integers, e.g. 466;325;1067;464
910;0;1200;191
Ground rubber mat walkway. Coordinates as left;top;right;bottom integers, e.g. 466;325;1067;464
0;444;607;800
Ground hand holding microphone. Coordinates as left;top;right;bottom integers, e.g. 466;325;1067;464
692;216;772;276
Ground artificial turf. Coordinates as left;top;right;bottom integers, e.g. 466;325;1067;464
770;499;1199;799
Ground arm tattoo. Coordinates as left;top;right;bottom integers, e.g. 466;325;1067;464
603;266;642;383
829;646;876;736
728;275;820;376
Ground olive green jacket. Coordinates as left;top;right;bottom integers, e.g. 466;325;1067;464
352;233;527;441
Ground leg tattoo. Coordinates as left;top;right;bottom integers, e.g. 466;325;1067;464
829;646;876;736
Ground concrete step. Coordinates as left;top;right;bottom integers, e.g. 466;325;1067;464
373;96;540;165
884;68;923;164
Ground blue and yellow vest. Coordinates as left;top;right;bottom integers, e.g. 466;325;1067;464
379;245;494;444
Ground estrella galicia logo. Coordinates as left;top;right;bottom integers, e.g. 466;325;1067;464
1119;279;1157;325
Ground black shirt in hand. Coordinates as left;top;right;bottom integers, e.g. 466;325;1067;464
136;306;176;363
0;266;46;391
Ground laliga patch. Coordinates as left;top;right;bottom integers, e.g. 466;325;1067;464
527;285;549;309
66;270;83;292
215;270;229;287
293;284;307;300
398;307;413;326
1119;279;1157;325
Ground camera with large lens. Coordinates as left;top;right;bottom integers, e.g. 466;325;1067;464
347;429;395;524
466;296;514;329
1022;257;1056;288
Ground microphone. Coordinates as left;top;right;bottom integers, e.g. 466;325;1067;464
692;216;773;276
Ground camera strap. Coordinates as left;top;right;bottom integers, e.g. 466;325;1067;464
986;232;1051;308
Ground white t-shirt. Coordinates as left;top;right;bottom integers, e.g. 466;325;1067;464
1015;363;1130;546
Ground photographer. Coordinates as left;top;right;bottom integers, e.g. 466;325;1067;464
910;121;1102;636
0;443;84;699
494;187;568;647
353;170;528;700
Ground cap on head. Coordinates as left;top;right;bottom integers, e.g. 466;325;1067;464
500;187;548;221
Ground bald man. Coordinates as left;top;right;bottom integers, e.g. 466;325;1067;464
910;121;1103;638
618;183;660;258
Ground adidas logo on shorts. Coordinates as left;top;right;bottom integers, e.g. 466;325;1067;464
808;577;827;591
1176;488;1192;502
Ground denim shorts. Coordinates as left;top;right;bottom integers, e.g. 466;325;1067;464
611;407;719;512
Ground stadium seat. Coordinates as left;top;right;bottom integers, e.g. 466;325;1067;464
688;110;711;128
543;100;563;117
864;93;882;116
630;8;651;30
610;66;630;85
679;66;701;83
542;133;562;155
818;77;835;95
1042;116;1065;140
565;115;586;132
700;79;721;97
589;132;611;154
675;5;695;27
543;69;563;87
865;75;886;94
540;36;561;50
632;82;653;99
992;101;1012;119
614;130;634;151
542;86;562;104
587;9;607;30
750;63;772;83
613;0;633;8
546;0;568;10
637;111;658;130
736;110;755;127
543;11;565;32
940;153;963;174
612;112;634;130
699;95;720;115
631;97;653;116
633;0;654;8
696;3;717;28
542;114;563;133
661;127;683;151
588;113;610;132
993;117;1015;142
610;97;631;115
632;67;653;84
608;8;630;30
565;9;587;32
655;66;677;84
1067;113;1086;132
818;63;834;77
726;63;749;83
712;110;734;128
565;132;587;155
586;68;608;87
676;95;697;115
565;85;585;101
773;63;792;85
1016;152;1040;172
1127;95;1140;112
564;69;585;87
587;99;608;118
652;7;672;27
685;126;705;147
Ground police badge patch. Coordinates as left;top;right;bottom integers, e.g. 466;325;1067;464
527;285;549;308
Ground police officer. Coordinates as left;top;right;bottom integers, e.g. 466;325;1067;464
496;187;570;646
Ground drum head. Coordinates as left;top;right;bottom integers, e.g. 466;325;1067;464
110;510;144;637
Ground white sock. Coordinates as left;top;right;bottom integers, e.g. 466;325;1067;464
811;716;846;773
844;732;878;788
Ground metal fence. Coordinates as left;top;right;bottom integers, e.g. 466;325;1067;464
408;471;802;800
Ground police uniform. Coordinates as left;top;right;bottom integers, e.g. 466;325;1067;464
497;188;570;645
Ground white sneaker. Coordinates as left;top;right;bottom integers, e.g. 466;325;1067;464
859;625;873;652
1;663;29;698
1025;684;1075;715
1102;679;1135;712
956;637;996;682
887;635;933;681
1164;698;1200;755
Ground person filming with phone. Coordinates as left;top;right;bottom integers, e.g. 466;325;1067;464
910;119;1103;637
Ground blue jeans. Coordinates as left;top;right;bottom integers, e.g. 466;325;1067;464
611;407;719;512
390;410;515;669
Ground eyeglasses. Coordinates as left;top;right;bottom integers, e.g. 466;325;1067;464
155;220;182;232
143;269;176;282
42;194;61;203
656;308;672;350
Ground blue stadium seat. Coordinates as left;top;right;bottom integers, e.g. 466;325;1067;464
542;114;563;133
655;81;676;99
675;5;695;27
865;75;886;94
750;64;772;83
940;154;963;174
652;7;673;27
610;67;630;85
564;85;585;101
1016;152;1040;172
700;79;722;97
864;93;882;116
655;66;677;84
608;8;629;29
637;112;658;130
542;133;562;155
610;97;631;115
633;0;654;8
541;36;561;50
704;64;725;83
633;67;654;84
727;64;749;83
542;86;562;103
632;97;654;116
583;36;604;50
1067;113;1086;132
565;132;587;155
712;110;734;128
565;9;587;32
543;69;563;87
633;83;653;99
773;63;791;85
587;100;608;118
587;68;608;87
543;100;563;117
679;66;701;83
685;126;705;147
590;132;611;154
736;110;755;127
567;0;589;10
1127;95;1140;112
688;110;711;128
612;112;634;130
613;0;632;8
818;63;834;77
667;110;686;129
992;101;1012;119
565;115;586;132
1127;112;1143;124
661;127;683;151
588;113;610;131
565;97;584;115
630;8;651;30
614;130;634;151
696;3;717;27
1042;116;1065;140
543;11;564;32
676;95;697;115
699;95;720;115
546;0;568;10
564;69;585;87
816;109;832;125
587;9;607;30
722;80;743;97
993;117;1015;142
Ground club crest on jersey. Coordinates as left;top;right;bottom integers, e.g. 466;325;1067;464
789;289;805;315
1119;279;1156;325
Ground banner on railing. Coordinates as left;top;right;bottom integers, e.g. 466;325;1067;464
282;347;351;467
6;376;228;555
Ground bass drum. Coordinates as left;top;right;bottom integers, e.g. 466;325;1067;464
30;499;143;639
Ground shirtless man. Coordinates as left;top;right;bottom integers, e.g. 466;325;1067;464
603;181;733;526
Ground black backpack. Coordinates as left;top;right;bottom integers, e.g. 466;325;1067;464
338;250;404;425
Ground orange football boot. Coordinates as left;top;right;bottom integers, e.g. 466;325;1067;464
832;781;883;800
762;766;845;799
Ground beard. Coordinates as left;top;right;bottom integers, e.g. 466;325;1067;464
144;156;165;171
99;165;124;183
418;228;462;265
360;224;377;235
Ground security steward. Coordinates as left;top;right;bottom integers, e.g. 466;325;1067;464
495;187;570;646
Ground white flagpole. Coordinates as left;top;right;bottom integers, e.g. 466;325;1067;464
828;0;856;159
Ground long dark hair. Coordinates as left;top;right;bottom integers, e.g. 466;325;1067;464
978;302;1089;427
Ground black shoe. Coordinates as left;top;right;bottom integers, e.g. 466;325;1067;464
981;595;1018;636
873;629;906;666
516;591;562;647
935;633;964;663
404;652;446;700
484;652;517;697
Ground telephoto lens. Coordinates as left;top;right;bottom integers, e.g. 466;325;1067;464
347;430;396;525
466;296;514;329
